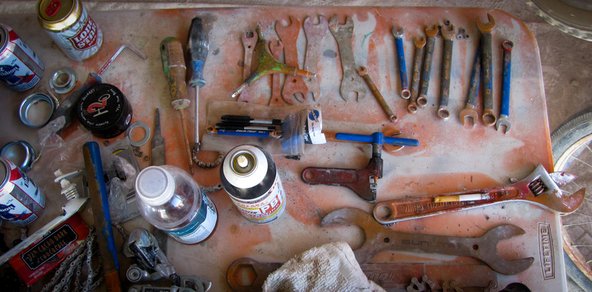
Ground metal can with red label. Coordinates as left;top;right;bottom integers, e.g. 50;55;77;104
0;157;45;226
37;0;103;61
0;24;45;92
221;144;287;224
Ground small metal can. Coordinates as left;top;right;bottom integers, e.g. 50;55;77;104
0;157;45;226
221;145;286;223
37;0;103;61
0;24;45;92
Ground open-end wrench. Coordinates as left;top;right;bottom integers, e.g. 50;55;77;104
477;13;497;126
357;66;397;122
459;46;481;127
322;208;534;275
392;27;411;100
496;40;513;133
329;16;368;101
237;31;258;103
417;25;439;108
276;16;309;103
303;15;329;101
407;36;426;114
268;39;285;106
438;24;455;120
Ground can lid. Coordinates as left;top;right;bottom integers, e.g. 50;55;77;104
222;145;268;189
0;141;36;172
19;92;56;128
135;166;175;206
38;0;82;31
77;83;130;137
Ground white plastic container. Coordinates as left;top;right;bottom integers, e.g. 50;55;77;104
135;165;217;244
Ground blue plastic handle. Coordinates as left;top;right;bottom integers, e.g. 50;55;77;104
395;37;409;90
335;132;419;147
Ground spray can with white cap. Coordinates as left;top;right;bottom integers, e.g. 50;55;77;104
135;165;217;244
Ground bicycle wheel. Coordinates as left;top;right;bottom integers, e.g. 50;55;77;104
551;111;592;290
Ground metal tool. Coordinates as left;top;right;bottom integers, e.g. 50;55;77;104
276;16;310;103
161;37;193;173
477;13;497;126
269;39;285;106
97;44;147;76
329;16;368;101
231;26;315;99
129;275;211;292
124;228;179;284
323;207;534;275
406;275;436;292
393;27;411;99
373;165;586;224
417;25;439;108
301;132;419;202
496;40;513;133
408;37;426;114
459;46;481;127
151;108;165;166
357;66;397;122
303;15;329;101
237;31;258;103
438;23;455;120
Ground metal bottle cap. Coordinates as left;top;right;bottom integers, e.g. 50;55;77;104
222;145;268;189
0;140;37;172
19;92;56;128
135;166;175;206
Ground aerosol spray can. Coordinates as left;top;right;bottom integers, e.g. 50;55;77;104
221;144;286;223
0;24;44;92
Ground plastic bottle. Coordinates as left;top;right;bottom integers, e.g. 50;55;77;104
135;165;217;244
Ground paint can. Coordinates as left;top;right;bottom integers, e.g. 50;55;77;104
37;0;103;61
0;157;45;226
76;83;132;138
220;144;286;223
0;24;44;92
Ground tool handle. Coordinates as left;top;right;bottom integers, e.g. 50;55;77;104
188;17;208;88
335;132;419;147
466;47;481;107
394;35;409;91
481;33;493;110
419;35;436;98
439;39;453;107
161;37;190;110
500;40;513;117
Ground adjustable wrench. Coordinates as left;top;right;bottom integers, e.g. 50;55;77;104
276;16;310;103
329;16;367;101
438;24;455;120
322;208;534;275
417;25;439;108
393;27;411;99
408;37;426;114
459;46;481;127
477;13;497;126
303;15;329;101
268;39;285;106
496;40;513;133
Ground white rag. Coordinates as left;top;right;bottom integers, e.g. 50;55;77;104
263;242;385;292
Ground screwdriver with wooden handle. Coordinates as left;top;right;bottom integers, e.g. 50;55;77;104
161;37;193;173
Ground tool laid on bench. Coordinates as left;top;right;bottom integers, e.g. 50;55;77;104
437;23;455;120
373;165;585;224
477;13;497;126
301;132;419;202
496;40;513;133
392;27;410;100
407;36;425;114
459;45;481;127
276;16;310;103
357;66;397;122
417;25;439;108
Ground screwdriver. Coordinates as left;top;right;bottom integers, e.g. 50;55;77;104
187;17;208;157
160;37;193;173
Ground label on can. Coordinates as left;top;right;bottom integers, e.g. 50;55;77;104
43;8;102;61
168;193;217;244
0;25;44;92
0;159;45;226
230;171;286;223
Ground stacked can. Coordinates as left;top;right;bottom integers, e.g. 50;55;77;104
221;145;286;223
0;24;44;92
0;157;45;226
37;0;103;61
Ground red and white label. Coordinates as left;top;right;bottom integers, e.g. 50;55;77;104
67;17;98;50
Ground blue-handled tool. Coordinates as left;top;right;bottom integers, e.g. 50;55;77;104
496;40;513;134
392;27;410;99
302;132;419;202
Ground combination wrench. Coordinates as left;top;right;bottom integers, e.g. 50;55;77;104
407;36;426;114
357;66;397;122
276;16;310;103
438;24;455;120
329;16;368;101
393;27;411;99
303;15;329;101
496;40;513;133
459;46;481;127
417;25;439;108
477;13;497;126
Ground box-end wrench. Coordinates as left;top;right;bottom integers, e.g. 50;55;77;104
477;13;497;126
459;46;481;128
357;66;397;122
438;24;455;120
392;27;411;100
276;16;310;103
329;16;368;101
496;40;513;133
417;25;439;108
303;15;329;102
322;207;534;275
407;36;426;114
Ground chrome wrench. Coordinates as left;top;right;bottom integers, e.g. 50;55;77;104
477;13;497;126
276;16;309;103
329;16;367;101
393;27;411;99
417;25;439;108
438;24;455;120
496;40;513;133
303;15;329;101
407;36;426;114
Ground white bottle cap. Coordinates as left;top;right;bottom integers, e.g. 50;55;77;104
135;166;175;206
222;145;268;189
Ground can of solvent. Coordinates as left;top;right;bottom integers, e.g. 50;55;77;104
221;145;286;223
37;0;103;61
0;24;45;92
0;157;45;226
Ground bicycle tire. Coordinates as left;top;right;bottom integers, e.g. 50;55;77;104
551;110;592;290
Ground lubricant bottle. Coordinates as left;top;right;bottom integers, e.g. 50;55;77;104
135;165;217;244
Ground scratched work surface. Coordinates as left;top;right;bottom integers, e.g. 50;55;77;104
0;6;561;292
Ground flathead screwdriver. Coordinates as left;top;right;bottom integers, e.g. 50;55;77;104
188;17;208;156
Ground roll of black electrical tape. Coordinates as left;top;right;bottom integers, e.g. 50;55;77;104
76;83;133;138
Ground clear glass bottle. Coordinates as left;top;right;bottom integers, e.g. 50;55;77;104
135;165;217;244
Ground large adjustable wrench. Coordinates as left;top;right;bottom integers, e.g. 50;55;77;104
329;16;367;101
276;16;310;103
477;13;497;126
322;208;534;275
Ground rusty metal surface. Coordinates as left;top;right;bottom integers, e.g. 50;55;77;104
0;7;561;291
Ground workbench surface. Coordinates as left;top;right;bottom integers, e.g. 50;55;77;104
0;7;562;291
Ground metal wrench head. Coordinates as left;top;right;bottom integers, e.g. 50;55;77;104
304;14;328;28
441;24;456;40
496;115;511;133
329;15;354;36
437;106;451;120
459;107;479;128
477;13;496;33
502;40;514;52
425;24;440;37
392;26;404;38
476;224;534;275
413;36;426;48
